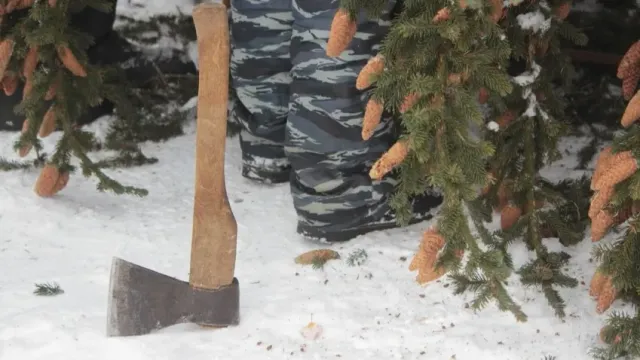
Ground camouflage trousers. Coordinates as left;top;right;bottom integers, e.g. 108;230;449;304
229;0;441;241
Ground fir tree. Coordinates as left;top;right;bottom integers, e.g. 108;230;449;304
480;0;587;318
331;0;534;320
0;0;149;196
588;38;640;359
329;0;588;320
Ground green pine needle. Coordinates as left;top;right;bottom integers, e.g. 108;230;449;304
33;282;64;296
346;249;368;267
311;257;327;270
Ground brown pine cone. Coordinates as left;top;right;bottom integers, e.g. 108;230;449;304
326;9;357;57
362;99;383;141
591;210;615;242
554;1;571;20
34;164;70;197
369;140;409;180
501;205;522;230
591;151;637;191
621;90;640;127
617;40;640;80
433;8;451;23
589;270;617;313
622;66;639;101
356;55;384;90
409;229;462;285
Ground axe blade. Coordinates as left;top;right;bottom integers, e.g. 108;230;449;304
106;257;240;337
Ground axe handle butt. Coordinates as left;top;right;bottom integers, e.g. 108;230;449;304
190;3;237;291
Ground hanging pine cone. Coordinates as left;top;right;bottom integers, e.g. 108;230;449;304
34;164;70;197
501;205;522;230
589;186;614;219
489;0;503;22
409;229;460;285
591;151;638;191
1;71;17;95
554;1;571;20
589;270;617;313
591;210;615;242
362;99;383;141
38;105;57;138
326;9;357;57
622;67;639;101
57;45;87;77
496;110;516;128
433;7;451;23
617;40;640;100
369;139;409;180
617;40;640;80
0;38;14;80
356;54;384;90
400;93;420;113
591;146;613;189
621;90;640;128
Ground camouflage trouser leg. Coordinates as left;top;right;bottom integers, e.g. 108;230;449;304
285;0;403;240
230;0;293;184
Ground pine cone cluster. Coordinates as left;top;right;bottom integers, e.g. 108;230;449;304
325;6;491;181
587;39;640;317
2;1;90;197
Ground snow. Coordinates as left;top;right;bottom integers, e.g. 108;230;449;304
486;121;500;132
516;11;551;34
0;1;632;360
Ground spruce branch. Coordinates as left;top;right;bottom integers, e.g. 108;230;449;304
479;0;586;319
33;282;64;296
2;0;149;196
344;0;532;320
346;249;368;267
590;310;640;360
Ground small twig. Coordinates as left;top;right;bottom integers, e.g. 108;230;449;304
150;59;170;88
568;49;622;66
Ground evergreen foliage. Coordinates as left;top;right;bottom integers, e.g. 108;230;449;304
0;0;148;195
588;40;640;359
481;0;587;318
340;0;588;320
0;2;203;196
33;282;64;296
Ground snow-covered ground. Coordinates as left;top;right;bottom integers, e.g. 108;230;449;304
0;1;632;360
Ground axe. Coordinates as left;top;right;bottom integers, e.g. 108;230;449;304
106;2;239;337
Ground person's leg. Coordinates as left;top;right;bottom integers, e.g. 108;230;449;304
287;0;442;242
230;0;293;184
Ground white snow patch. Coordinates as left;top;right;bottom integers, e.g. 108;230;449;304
487;121;500;132
516;11;551;33
513;62;542;87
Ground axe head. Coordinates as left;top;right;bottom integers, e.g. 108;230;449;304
107;257;240;337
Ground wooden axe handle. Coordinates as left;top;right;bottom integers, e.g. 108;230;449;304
190;3;237;291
